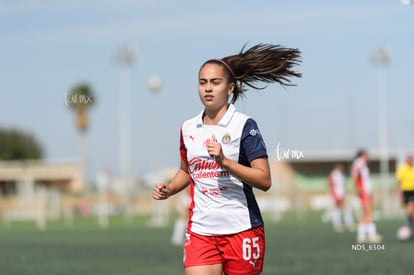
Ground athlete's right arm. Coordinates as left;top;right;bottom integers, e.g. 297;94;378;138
152;159;190;200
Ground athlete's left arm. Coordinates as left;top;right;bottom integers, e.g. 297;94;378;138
221;156;271;191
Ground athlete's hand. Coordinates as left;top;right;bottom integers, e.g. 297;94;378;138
207;135;225;164
152;183;172;200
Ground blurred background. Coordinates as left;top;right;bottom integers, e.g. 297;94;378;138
0;0;413;238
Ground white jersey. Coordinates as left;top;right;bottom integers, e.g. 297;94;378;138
351;157;372;195
328;169;346;200
180;104;267;236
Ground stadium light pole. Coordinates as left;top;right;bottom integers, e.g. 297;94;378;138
147;75;162;173
147;75;168;227
370;46;392;217
114;45;137;222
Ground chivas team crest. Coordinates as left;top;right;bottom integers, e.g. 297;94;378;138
221;132;231;144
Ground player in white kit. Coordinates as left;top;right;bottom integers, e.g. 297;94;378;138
153;44;301;275
351;150;382;243
328;164;355;232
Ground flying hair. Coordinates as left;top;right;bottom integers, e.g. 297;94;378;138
202;43;302;103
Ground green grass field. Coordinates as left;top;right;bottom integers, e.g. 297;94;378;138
0;213;411;275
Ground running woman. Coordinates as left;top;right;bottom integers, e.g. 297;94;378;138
351;149;383;243
152;43;301;275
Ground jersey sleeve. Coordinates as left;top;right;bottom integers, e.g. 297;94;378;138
180;126;187;162
240;118;268;164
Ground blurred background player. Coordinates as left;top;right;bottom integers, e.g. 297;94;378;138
171;185;191;245
351;149;382;243
395;154;414;239
328;163;355;232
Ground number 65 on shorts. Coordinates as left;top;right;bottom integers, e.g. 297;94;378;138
183;226;265;275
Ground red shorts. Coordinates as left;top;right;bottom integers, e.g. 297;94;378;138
183;226;265;275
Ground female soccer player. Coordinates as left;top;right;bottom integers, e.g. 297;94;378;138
153;44;301;275
328;164;355;232
351;149;382;243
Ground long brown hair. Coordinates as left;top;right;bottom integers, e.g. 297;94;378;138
201;43;302;103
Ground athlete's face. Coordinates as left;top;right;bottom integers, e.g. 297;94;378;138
198;63;234;110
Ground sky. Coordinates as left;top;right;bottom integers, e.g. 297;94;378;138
1;0;413;181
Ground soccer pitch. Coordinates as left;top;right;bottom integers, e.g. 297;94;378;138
0;213;411;275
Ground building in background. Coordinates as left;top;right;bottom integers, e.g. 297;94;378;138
0;160;82;195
